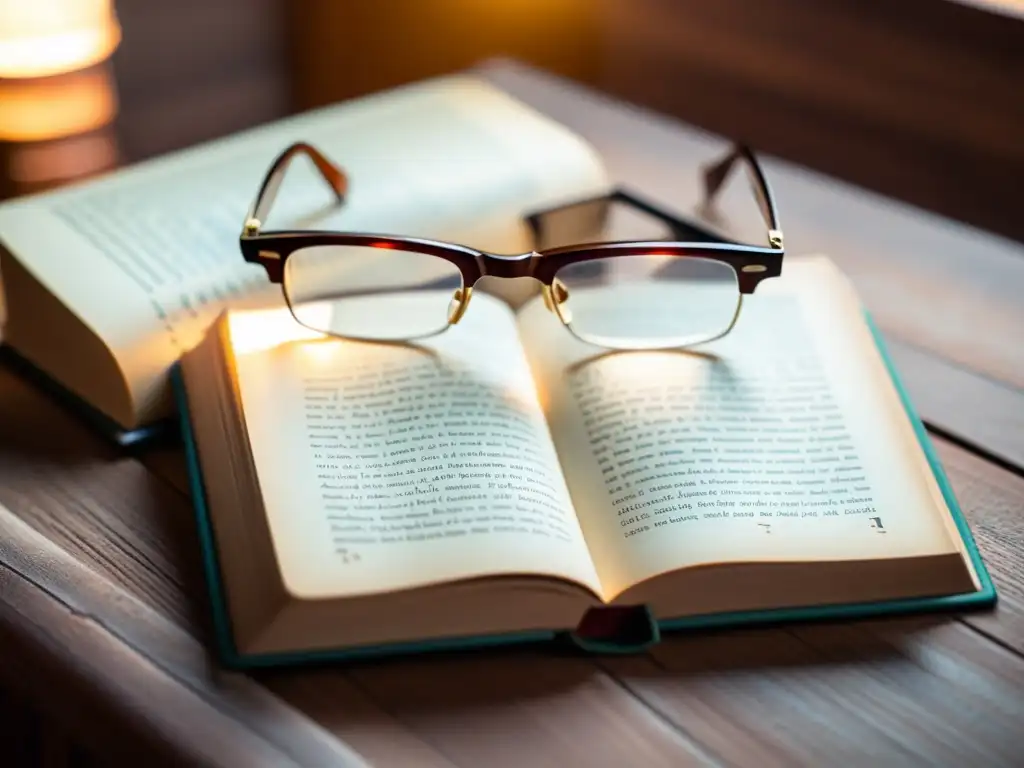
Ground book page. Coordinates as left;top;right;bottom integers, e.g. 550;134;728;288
517;257;960;601
226;292;602;600
0;75;607;424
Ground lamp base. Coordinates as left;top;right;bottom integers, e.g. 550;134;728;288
0;64;120;201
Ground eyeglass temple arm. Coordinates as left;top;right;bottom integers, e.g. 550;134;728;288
702;145;783;249
242;141;348;236
606;190;732;244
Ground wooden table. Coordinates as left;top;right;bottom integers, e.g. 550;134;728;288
2;61;1023;768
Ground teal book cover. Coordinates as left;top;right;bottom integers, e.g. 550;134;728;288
172;314;997;670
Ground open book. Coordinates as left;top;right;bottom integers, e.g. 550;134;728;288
0;74;607;444
176;256;995;666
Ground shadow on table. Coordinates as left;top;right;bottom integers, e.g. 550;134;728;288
0;361;216;638
251;613;956;730
620;615;953;674
0;358;122;467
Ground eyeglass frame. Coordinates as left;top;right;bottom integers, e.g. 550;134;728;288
238;140;784;339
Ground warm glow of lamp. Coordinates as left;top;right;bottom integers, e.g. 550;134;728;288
0;0;121;79
229;306;326;355
0;0;122;189
0;70;116;142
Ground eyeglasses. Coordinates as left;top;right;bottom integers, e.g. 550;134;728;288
239;140;784;350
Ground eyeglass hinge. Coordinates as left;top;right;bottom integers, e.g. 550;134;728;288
768;229;784;249
243;218;261;236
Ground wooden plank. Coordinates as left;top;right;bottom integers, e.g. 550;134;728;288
602;615;1024;767
934;440;1024;653
344;652;718;768
0;503;367;768
890;338;1024;472
482;60;1024;392
0;367;205;630
264;672;460;768
267;656;721;768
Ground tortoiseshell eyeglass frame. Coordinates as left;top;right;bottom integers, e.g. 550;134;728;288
239;140;784;339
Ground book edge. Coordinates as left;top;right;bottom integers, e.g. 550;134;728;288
863;312;997;602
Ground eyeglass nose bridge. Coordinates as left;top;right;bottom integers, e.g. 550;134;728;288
476;251;541;280
476;251;574;325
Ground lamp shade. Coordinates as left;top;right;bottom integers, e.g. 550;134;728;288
0;0;121;79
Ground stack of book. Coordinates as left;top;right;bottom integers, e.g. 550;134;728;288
0;73;995;669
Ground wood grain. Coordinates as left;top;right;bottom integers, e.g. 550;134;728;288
888;338;1024;472
0;503;368;768
934;441;1024;653
0;365;206;632
264;654;718;768
343;653;715;768
264;672;460;768
602;617;1024;767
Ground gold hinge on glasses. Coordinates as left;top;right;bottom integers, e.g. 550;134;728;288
541;279;572;324
243;218;261;236
768;229;784;249
447;286;473;324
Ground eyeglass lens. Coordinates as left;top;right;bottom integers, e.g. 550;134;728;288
551;254;740;349
284;244;463;341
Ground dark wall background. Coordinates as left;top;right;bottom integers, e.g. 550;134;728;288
111;0;290;161
594;0;1024;244
289;0;600;112
106;0;1024;242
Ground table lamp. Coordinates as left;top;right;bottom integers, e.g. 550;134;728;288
0;0;122;198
